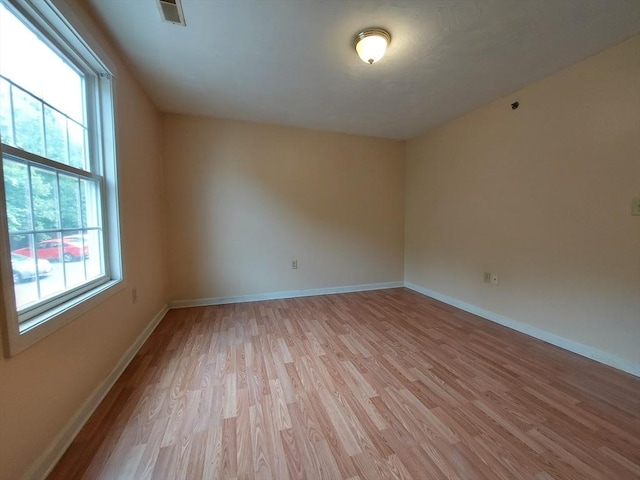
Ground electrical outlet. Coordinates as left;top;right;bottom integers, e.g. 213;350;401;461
632;197;640;216
132;287;138;304
483;272;491;284
491;274;499;286
292;260;298;270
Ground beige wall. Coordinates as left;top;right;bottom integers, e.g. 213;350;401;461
162;115;405;302
0;1;167;479
405;35;640;368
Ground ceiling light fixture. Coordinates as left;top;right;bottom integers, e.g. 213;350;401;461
354;28;391;64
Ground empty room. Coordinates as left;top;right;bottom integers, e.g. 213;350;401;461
0;0;639;478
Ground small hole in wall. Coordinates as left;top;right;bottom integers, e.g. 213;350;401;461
511;101;520;110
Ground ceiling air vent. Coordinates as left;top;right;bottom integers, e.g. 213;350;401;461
157;0;186;26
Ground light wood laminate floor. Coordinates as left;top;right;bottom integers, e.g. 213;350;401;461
49;288;640;479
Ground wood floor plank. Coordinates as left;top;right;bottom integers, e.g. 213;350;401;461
280;428;304;480
236;388;254;479
48;288;640;479
249;403;272;479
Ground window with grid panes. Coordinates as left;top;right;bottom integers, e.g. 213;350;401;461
0;0;121;354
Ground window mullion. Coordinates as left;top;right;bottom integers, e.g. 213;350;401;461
8;83;16;144
65;117;71;166
76;176;82;229
76;177;87;281
25;163;42;300
40;100;47;158
85;75;96;174
55;171;68;289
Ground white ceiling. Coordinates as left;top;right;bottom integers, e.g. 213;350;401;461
87;0;640;139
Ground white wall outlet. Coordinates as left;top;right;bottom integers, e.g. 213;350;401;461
483;272;491;283
632;197;640;216
292;260;298;270
132;287;138;304
491;274;499;286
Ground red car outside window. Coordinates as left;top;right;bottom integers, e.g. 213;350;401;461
13;240;89;262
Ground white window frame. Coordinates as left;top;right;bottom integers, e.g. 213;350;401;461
0;0;123;356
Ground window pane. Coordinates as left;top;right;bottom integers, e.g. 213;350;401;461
68;121;87;170
59;174;80;229
0;3;43;99
85;229;103;279
12;87;44;156
0;77;13;144
31;166;60;230
80;178;100;228
41;57;84;125
63;235;85;288
44;106;68;164
3;158;32;232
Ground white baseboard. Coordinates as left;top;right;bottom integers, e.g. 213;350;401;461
168;281;404;309
24;304;170;480
404;282;639;377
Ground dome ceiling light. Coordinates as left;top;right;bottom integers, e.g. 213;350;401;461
354;28;391;64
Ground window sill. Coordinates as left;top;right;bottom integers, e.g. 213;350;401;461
4;278;124;357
